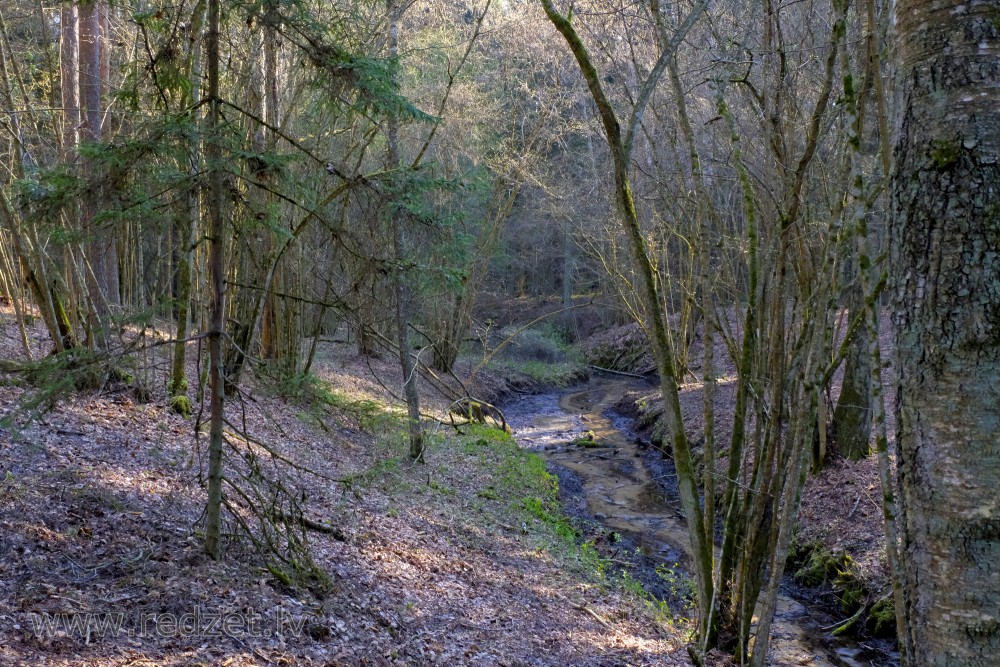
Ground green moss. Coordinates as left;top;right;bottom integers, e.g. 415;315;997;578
868;595;896;636
930;138;961;170
168;377;189;396
266;563;293;587
791;543;851;588
168;394;193;418
835;569;864;612
832;612;862;637
789;541;896;639
571;430;601;447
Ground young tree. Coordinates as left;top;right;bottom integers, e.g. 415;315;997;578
539;0;715;645
891;0;1000;663
203;0;226;560
386;0;425;462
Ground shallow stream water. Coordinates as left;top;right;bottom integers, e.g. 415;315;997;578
504;376;894;667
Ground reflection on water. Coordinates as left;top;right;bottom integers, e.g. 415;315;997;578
506;377;891;667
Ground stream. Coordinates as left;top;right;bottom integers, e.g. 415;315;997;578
504;376;894;667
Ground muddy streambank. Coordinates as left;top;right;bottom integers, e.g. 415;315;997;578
503;376;898;667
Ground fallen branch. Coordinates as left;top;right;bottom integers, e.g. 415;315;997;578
445;396;509;433
820;600;867;634
271;510;349;541
554;591;612;629
847;493;862;518
587;364;651;379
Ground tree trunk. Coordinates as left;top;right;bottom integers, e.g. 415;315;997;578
387;0;424;462
540;0;714;645
80;0;120;333
203;0;226;560
170;2;206;412
892;0;1000;663
832;282;871;460
0;28;74;352
60;3;79;158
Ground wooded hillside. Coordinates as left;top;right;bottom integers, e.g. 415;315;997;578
1;1;997;665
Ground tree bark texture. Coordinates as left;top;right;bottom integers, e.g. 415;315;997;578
892;0;1000;663
60;3;79;158
387;0;424;462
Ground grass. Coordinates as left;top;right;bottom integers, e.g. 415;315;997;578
498;359;589;386
272;371;389;431
401;423;689;617
482;324;590;388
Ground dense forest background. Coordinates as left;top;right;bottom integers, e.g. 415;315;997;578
0;0;996;665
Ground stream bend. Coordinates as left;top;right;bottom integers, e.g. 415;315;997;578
505;377;889;667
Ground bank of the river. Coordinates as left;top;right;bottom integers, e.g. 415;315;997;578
503;377;899;667
0;305;896;666
577;312;899;649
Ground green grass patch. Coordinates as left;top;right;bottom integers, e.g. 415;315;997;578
339;457;404;495
272;372;395;431
521;495;578;542
491;359;589;387
335;412;679;617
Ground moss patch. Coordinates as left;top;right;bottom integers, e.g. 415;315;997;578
867;595;896;636
930;138;960;171
788;540;895;640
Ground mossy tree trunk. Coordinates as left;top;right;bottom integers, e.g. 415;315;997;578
540;0;714;645
832;280;872;460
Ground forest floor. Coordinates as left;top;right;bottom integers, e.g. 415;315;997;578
0;297;897;666
0;304;700;667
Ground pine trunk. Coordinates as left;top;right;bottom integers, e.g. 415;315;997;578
203;0;226;560
80;0;120;328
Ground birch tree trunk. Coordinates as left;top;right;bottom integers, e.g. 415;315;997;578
892;0;1000;662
